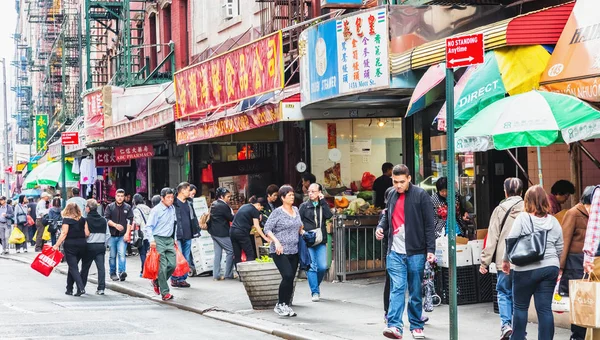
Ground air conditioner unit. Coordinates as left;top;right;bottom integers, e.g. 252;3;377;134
223;1;237;19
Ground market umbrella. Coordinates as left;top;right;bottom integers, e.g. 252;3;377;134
436;45;551;130
455;91;600;184
23;162;79;189
405;63;445;117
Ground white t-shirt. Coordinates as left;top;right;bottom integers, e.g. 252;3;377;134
391;223;406;254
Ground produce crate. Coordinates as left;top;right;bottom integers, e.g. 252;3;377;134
492;273;499;314
434;266;478;305
475;265;494;303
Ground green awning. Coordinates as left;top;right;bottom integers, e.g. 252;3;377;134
23;161;79;189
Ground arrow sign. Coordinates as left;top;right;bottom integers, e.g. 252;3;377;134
446;33;484;69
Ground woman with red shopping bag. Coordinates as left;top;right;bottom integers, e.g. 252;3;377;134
53;203;88;296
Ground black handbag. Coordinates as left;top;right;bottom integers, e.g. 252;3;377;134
506;214;548;266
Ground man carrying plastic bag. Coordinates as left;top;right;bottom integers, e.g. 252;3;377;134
581;186;600;340
144;188;177;301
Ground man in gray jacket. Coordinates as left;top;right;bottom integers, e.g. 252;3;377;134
479;177;524;340
0;196;14;254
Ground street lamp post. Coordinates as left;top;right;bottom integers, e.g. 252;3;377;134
0;58;9;198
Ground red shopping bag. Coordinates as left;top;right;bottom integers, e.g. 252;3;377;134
172;244;190;277
241;250;247;262
31;245;63;277
142;247;160;280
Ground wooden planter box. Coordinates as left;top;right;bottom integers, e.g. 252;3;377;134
237;260;296;310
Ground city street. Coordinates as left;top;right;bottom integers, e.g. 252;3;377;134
0;259;277;340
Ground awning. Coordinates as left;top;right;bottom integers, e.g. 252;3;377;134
539;0;600;102
48;116;86;159
175;86;300;145
390;2;574;75
90;83;175;145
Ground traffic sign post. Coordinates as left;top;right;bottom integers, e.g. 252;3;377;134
445;33;485;340
59;132;79;208
61;132;79;146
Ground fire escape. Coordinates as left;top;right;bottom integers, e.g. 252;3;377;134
85;0;167;90
11;31;33;145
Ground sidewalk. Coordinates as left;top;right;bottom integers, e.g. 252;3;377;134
0;249;570;340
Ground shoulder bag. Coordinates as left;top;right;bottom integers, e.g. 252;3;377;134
506;214;548;266
16;205;27;225
303;204;324;247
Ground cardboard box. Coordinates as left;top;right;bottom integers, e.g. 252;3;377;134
457;236;469;245
477;229;488;240
468;240;484;265
435;238;472;267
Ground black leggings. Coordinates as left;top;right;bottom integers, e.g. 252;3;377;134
64;239;87;293
81;243;106;291
230;229;256;269
272;253;299;305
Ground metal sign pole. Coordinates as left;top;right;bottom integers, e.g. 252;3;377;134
61;144;67;209
445;66;458;340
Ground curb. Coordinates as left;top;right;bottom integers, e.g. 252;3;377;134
1;254;336;340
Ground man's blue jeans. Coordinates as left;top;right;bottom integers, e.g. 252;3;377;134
497;271;513;327
307;243;328;295
108;236;126;275
386;251;425;332
172;239;192;282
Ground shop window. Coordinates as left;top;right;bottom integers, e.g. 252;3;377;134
309;118;403;192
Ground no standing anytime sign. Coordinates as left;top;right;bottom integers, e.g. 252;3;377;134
446;33;484;69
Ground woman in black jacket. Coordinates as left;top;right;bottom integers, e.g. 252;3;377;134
208;187;235;280
80;199;110;295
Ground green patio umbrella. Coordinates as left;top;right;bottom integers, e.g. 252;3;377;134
455;91;600;185
23;162;79;189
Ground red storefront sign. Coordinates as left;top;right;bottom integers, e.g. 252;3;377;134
446;33;485;69
95;150;131;168
115;144;155;161
173;32;284;119
83;90;104;144
176;104;281;144
61;132;79;146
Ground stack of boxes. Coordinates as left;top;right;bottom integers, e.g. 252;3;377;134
190;233;227;276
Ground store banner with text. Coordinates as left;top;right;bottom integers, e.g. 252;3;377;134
176;104;281;144
35;115;48;152
300;7;390;107
115;144;155;161
174;32;284;119
83;90;104;144
104;107;174;141
95;150;131;168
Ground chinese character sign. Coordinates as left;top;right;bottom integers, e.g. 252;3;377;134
95;150;131;168
174;32;284;119
83;90;104;143
35;114;48;152
115;144;155;162
336;8;389;94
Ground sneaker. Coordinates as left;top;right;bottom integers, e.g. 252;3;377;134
162;293;174;301
74;290;86;297
421;315;429;324
411;329;425;339
274;303;288;316
179;281;191;288
119;272;127;282
23;249;27;253
501;325;513;340
96;290;105;295
311;293;320;302
170;280;180;288
383;327;403;339
65;290;73;296
151;280;160;295
110;273;119;281
283;303;297;317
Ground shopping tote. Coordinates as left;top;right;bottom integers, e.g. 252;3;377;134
172;244;190;277
31;245;63;277
142;247;160;280
8;228;26;244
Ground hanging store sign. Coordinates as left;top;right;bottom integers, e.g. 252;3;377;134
300;7;390;107
174;32;284;119
95;150;131;167
104;107;174;141
83;89;104;144
35;114;48;152
176;103;281;144
115;144;155;161
540;0;600;102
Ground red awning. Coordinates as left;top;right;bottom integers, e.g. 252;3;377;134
506;2;575;45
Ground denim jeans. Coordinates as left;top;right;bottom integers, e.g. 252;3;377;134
307;243;328;295
386;251;425;332
171;239;192;282
138;239;150;274
496;271;513;328
108;236;127;275
512;266;559;340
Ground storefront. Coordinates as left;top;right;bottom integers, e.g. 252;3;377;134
84;83;182;201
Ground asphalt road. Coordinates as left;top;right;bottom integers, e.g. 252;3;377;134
0;258;279;340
